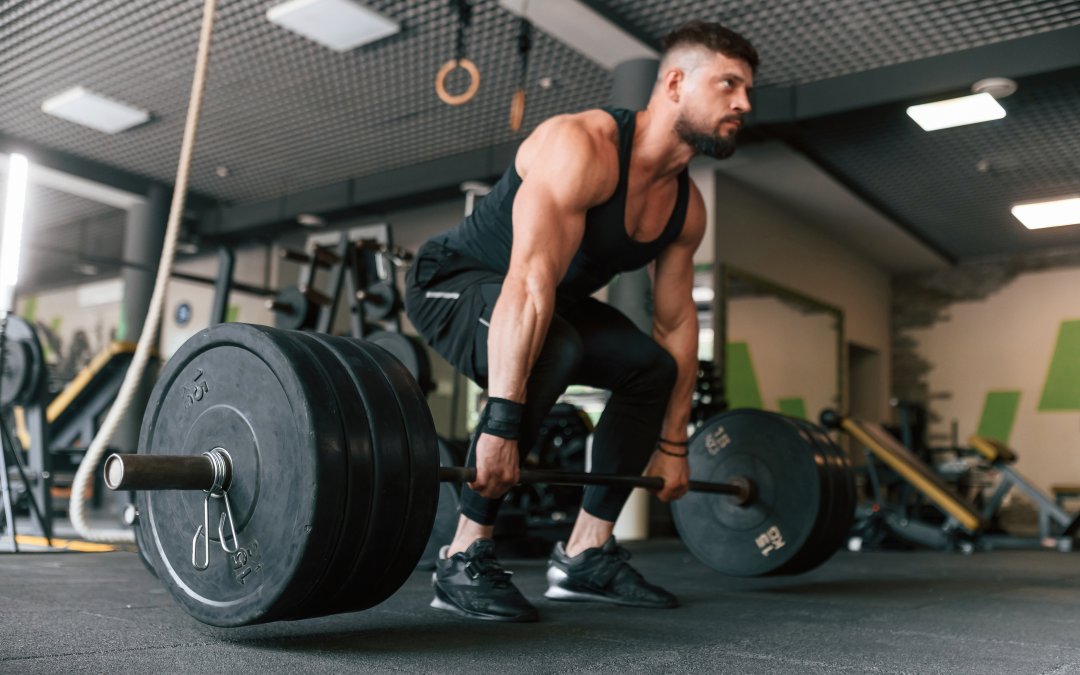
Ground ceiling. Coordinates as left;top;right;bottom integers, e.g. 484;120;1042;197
708;144;948;275
795;67;1080;260
1;0;1079;292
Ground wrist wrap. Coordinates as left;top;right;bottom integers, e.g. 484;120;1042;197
481;397;524;440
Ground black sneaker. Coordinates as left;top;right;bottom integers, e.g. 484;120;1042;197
431;539;539;622
544;537;678;609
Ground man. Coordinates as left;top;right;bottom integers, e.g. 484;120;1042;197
405;20;756;622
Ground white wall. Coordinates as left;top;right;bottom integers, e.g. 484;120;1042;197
903;266;1080;493
727;294;840;418
160;245;275;358
16;245;278;368
712;172;894;422
17;278;123;375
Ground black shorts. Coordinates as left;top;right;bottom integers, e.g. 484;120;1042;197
404;240;506;388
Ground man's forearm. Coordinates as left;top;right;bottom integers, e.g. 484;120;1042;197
653;313;699;442
486;274;556;402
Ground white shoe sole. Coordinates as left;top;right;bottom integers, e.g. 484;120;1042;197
543;565;677;608
430;583;538;622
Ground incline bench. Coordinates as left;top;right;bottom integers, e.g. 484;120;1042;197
968;436;1080;542
822;410;1074;553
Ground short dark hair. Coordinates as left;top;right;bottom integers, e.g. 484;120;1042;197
660;20;758;72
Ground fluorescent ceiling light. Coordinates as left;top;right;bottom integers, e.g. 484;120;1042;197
2;153;29;303
268;0;399;52
1011;196;1080;230
42;87;150;134
0;154;143;210
498;0;657;71
906;92;1005;131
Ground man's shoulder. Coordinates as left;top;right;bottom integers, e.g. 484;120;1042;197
516;111;620;192
530;109;619;153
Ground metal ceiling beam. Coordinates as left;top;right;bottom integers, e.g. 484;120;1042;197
0;152;142;210
748;25;1080;125
0;132;218;212
498;0;657;71
198;140;520;238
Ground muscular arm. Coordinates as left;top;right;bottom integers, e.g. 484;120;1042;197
645;181;707;499
472;118;614;497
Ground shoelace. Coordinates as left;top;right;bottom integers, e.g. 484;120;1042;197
465;553;514;588
589;545;644;586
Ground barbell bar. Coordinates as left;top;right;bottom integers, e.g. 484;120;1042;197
104;452;755;501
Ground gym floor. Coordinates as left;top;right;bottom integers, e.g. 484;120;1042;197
2;541;1078;674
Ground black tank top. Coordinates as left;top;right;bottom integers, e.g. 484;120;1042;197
434;107;690;301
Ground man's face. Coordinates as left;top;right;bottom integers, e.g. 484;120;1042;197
673;53;754;160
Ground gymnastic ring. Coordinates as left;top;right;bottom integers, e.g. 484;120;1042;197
435;58;480;106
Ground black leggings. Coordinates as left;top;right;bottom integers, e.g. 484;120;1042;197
405;245;677;525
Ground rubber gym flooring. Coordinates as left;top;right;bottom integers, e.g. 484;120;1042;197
2;540;1079;674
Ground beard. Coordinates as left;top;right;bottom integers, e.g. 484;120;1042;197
675;114;741;160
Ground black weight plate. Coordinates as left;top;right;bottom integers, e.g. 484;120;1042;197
365;331;435;396
303;334;411;613
787;419;845;574
671;409;823;577
0;316;44;408
418;438;462;570
362;281;400;321
343;338;440;607
808;423;856;566
133;513;158;579
769;418;837;575
272;286;317;331
136;323;348;627
306;335;417;613
0;341;31;408
269;331;376;620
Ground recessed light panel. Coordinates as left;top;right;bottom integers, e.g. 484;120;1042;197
906;92;1005;131
42;87;150;134
267;0;399;52
1011;196;1080;230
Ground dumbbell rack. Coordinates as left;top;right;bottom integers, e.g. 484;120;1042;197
270;233;410;339
347;238;404;338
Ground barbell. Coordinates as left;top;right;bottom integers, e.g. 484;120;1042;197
104;322;854;627
107;454;754;501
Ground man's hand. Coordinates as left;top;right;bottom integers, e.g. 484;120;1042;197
644;448;690;502
470;433;520;499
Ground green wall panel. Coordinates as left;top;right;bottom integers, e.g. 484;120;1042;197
1039;320;1080;411
725;342;763;409
21;296;37;322
778;397;807;419
977;390;1021;443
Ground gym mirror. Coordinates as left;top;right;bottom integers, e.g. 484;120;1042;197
716;265;844;421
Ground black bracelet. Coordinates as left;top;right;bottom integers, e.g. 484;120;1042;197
481;397;524;440
656;444;688;458
657;437;689;447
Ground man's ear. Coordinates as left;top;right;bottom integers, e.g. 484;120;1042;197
662;67;684;103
